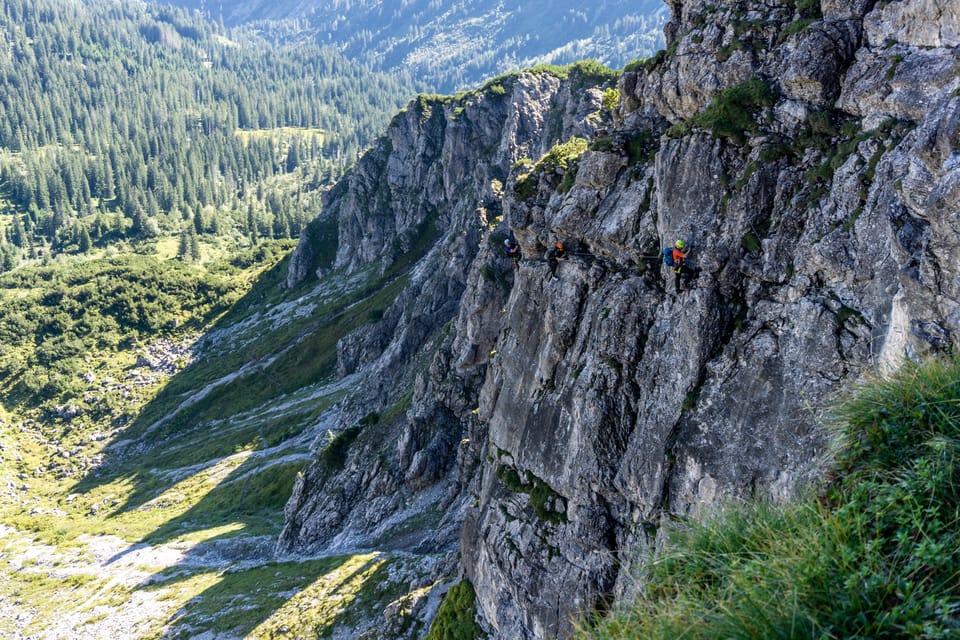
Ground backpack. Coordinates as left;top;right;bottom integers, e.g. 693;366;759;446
662;247;677;267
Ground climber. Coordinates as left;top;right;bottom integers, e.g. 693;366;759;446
662;238;695;293
504;237;521;269
545;241;568;279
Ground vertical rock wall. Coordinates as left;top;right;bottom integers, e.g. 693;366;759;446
278;71;609;556
282;1;960;637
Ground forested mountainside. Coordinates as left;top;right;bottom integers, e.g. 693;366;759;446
0;0;417;270
281;0;960;637
152;0;668;92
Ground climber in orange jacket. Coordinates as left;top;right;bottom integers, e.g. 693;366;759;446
662;239;695;293
545;241;568;279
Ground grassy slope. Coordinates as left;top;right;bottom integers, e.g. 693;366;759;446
580;357;960;639
0;241;432;638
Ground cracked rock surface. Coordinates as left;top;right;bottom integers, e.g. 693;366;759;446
282;1;960;637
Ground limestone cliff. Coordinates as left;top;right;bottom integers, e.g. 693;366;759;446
278;68;612;557
281;1;960;637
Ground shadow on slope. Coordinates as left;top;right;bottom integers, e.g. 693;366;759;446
69;254;406;525
45;252;426;635
148;552;412;639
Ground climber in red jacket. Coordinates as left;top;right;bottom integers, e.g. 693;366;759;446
663;239;695;293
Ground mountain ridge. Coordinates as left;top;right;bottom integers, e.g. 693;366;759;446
151;0;668;91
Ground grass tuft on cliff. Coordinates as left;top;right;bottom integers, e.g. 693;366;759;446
426;580;486;640
580;356;960;639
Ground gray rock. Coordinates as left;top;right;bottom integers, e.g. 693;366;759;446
864;0;960;48
279;1;960;637
777;20;861;106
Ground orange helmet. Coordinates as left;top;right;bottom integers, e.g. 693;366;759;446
555;241;564;249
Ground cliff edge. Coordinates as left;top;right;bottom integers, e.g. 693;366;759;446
281;0;960;637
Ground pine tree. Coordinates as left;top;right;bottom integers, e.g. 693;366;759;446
189;228;201;262
177;228;190;260
285;138;302;173
0;248;14;272
78;226;92;253
246;203;258;244
10;214;25;248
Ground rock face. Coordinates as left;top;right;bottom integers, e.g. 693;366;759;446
278;69;611;556
281;1;960;638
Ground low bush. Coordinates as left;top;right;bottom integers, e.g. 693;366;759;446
691;77;776;145
320;426;363;470
426;580;485;640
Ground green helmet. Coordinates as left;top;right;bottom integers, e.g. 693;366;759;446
675;239;686;249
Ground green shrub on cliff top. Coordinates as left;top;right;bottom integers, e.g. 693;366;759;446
580;356;960;639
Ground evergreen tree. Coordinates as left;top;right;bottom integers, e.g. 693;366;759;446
246;203;257;244
189;228;201;262
285;139;301;173
0;248;14;272
177;228;190;260
78;226;92;253
10;214;25;248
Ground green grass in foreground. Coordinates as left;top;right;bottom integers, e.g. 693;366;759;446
581;356;960;639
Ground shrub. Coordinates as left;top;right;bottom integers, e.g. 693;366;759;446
569;59;618;84
641;49;667;72
426;580;485;640
624;131;659;164
741;232;761;254
541;137;589;174
795;0;823;19
513;138;587;202
495;464;567;524
779;18;817;39
716;39;748;62
601;88;619;112
319;426;363;471
691;77;776;145
589;136;614;152
513;174;539;202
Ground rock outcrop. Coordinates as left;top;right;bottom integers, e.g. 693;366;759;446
281;1;960;638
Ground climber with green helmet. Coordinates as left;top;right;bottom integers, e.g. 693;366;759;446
662;238;694;293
